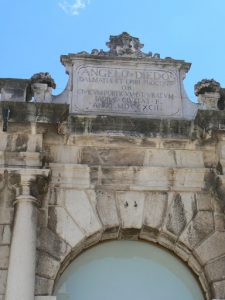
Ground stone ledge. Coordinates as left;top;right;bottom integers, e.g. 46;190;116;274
0;101;69;124
68;115;193;138
49;163;209;191
35;297;56;300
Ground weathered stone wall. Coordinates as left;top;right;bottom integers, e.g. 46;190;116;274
0;99;225;300
1;103;224;299
39;117;225;300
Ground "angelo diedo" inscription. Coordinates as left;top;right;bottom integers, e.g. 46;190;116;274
74;65;182;117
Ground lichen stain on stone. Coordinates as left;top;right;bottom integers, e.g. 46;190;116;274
204;171;225;211
191;196;198;218
204;170;217;191
48;207;57;233
163;140;187;149
186;212;214;248
9;173;20;186
0;172;19;207
6;135;14;151
0;173;3;184
15;134;28;151
166;193;187;236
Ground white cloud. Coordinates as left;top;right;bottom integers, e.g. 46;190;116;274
59;0;90;16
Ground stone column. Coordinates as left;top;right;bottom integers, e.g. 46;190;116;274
5;169;49;300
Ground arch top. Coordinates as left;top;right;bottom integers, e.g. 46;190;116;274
37;189;225;300
54;240;205;300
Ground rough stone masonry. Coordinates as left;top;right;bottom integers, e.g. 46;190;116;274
0;32;225;300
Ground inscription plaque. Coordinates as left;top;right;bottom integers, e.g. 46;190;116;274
73;64;182;117
60;33;197;119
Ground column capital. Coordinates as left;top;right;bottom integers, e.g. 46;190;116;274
0;168;50;206
19;169;50;206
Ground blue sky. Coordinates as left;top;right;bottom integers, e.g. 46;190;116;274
1;0;225;100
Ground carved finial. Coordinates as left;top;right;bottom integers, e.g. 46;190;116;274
30;72;56;89
73;32;163;59
194;79;220;96
30;72;55;103
106;32;144;56
195;79;223;110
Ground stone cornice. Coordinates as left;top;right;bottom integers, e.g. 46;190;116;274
60;54;191;71
0;101;69;124
60;32;191;72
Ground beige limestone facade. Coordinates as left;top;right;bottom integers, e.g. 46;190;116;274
0;33;225;300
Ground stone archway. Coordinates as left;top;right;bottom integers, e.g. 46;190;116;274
35;188;225;300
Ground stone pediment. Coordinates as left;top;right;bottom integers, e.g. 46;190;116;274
60;33;198;119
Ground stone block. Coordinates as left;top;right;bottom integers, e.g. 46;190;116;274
143;149;204;168
143;192;167;229
0;245;9;268
195;232;225;265
0;133;42;152
84;231;102;249
0;270;7;294
157;232;176;251
36;252;60;279
196;193;213;211
179;192;197;223
175;150;204;167
2;152;42;167
48;145;81;164
48;207;84;248
188;255;202;276
165;193;189;236
37;208;48;228
174;243;191;262
203;150;217;168
0;208;13;225
37;227;71;261
117;191;145;230
99;166;206;191
81;147;145;166
143;149;176;167
48;188;65;206
198;271;210;294
163;192;197;236
65;190;102;237
35;297;56;300
35;276;54;296
140;226;159;243
172;168;206;191
0;225;11;245
179;211;214;249
214;213;225;232
205;256;225;282
212;280;225;299
162;140;189;149
100;166;169;190
96;190;119;239
49;163;90;189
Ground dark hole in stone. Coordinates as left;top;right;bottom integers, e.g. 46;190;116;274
217;97;225;110
216;162;223;175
